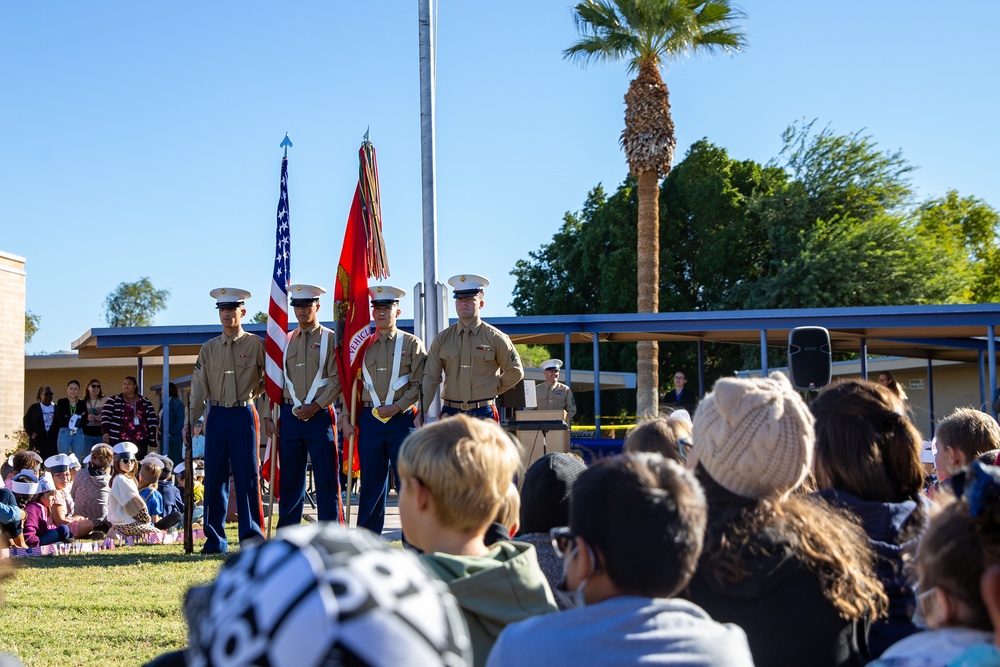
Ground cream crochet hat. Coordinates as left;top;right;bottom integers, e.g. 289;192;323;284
692;372;814;500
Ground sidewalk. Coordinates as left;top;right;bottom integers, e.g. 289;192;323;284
272;486;403;541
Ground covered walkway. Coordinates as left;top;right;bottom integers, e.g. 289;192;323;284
72;302;1000;434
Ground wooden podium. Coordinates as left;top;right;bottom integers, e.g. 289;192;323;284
514;409;570;473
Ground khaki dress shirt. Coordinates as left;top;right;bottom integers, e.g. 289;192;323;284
422;320;523;409
283;323;341;407
190;329;266;421
361;329;427;411
534;381;577;422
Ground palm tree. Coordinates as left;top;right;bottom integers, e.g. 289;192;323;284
565;0;745;418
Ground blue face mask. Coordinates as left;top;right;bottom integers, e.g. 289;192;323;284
553;542;596;610
912;585;937;631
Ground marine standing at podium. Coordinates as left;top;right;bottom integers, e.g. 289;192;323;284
422;274;523;422
533;358;577;423
190;288;266;554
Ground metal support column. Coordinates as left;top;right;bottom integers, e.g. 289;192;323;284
989;325;997;419
564;333;572;387
760;330;768;377
697;340;706;398
927;359;935;437
980;349;987;412
859;338;868;380
593;334;601;438
137;357;144;394
162;345;170;451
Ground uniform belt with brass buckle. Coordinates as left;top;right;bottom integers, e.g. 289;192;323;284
443;398;495;410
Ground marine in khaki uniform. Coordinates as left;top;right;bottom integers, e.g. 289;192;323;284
533;358;577;423
275;283;343;529
421;274;523;422
343;284;426;535
190;288;266;553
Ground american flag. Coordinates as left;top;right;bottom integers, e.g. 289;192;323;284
265;155;290;407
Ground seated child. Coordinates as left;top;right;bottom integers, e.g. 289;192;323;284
156;455;184;529
397;414;557;667
138;457;165;522
45;453;97;538
4;450;42;491
138;456;182;531
67;453;82;482
873;461;1000;666
108;442;160;538
0;485;26;548
71;444;113;524
174;462;204;527
17;472;72;547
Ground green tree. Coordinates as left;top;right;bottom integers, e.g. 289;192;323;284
565;0;746;418
103;277;170;327
912;190;1000;303
744;121;942;311
514;344;553;369
24;311;40;343
250;311;269;324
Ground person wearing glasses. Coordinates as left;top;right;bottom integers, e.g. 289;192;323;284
531;359;576;423
82;379;108;450
660;370;698;415
23;385;59;460
486;453;753;666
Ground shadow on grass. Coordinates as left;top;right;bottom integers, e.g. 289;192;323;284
7;548;229;570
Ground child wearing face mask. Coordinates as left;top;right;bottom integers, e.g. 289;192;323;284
872;461;1000;666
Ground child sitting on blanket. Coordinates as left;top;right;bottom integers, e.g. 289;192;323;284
174;462;204;528
72;445;113;525
45;453;98;539
0;483;27;548
4;450;41;491
17;472;72;547
138;456;182;531
108;443;160;539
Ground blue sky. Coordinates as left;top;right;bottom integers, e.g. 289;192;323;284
4;2;998;354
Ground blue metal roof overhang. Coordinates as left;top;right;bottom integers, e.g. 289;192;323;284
72;303;1000;363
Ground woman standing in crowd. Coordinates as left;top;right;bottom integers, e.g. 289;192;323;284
82;379;107;450
811;379;929;657
101;376;158;458
23;386;58;460
158;383;185;465
684;372;888;667
55;380;87;460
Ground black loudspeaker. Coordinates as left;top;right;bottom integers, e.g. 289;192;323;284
788;326;832;390
496;380;528;409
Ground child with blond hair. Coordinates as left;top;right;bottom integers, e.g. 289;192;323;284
397;415;557;667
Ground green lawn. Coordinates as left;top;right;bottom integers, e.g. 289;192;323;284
0;530;233;667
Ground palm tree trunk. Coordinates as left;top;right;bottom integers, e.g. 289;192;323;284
636;168;659;418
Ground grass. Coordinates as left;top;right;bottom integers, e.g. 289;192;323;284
0;527;237;667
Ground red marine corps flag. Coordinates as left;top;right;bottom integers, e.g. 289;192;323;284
335;133;389;520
